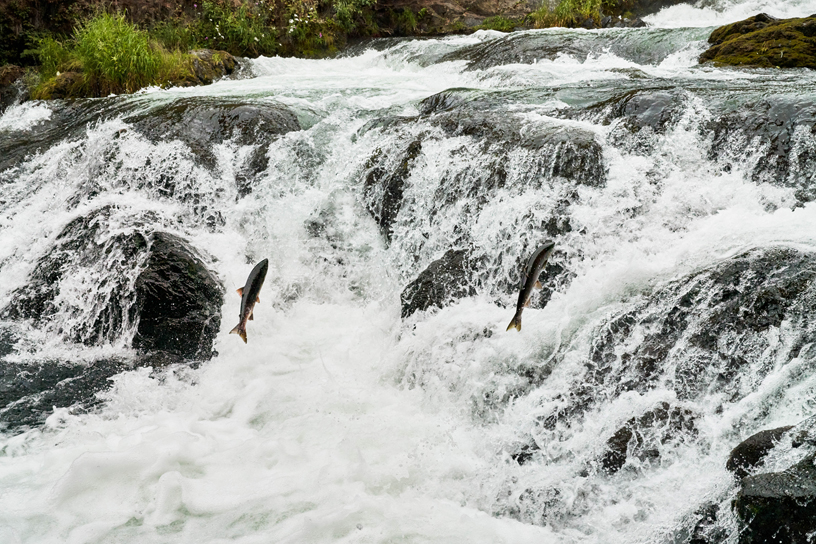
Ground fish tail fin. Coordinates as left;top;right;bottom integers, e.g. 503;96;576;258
230;324;248;343
506;313;522;332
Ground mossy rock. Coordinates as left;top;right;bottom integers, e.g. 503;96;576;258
700;13;816;68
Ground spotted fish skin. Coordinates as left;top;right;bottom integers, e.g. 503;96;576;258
507;241;555;332
230;259;269;343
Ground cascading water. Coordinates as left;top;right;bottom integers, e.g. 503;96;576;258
3;0;816;541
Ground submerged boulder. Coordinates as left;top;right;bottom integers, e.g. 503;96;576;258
401;249;475;318
0;356;130;430
700;14;816;69
0;208;224;428
587;247;816;403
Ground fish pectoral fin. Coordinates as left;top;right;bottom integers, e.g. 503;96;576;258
256;296;260;304
249;311;254;321
237;287;244;297
534;280;542;289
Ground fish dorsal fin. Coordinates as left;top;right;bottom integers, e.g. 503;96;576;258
237;287;244;297
535;280;542;289
256;296;260;304
249;311;254;321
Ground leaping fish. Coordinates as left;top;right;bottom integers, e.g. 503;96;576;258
506;241;555;332
230;258;269;343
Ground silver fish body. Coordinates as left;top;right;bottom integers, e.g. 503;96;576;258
507;241;555;332
230;259;269;343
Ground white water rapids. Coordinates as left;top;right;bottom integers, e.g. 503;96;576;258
2;1;816;542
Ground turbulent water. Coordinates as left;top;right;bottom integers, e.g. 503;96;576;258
3;0;816;542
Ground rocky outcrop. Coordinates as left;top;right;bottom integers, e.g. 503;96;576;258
700;14;816;69
727;426;794;480
0;207;224;428
1;208;224;357
401;249;475;317
531;247;816;436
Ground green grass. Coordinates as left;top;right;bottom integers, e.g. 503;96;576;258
74;12;160;90
477;16;519;32
530;0;609;28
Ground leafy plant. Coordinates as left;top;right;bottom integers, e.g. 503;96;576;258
24;36;71;78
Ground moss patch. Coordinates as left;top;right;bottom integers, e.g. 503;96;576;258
699;13;816;69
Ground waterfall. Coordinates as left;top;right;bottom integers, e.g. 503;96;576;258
2;5;816;541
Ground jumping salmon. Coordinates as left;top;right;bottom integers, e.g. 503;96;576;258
230;259;269;343
506;241;555;332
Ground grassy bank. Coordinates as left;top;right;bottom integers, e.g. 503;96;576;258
15;0;380;97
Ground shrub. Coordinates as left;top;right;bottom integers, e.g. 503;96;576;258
195;0;278;57
150;20;201;52
73;12;160;90
333;0;377;32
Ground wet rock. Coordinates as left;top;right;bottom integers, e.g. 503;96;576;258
401;249;475;318
1;206;149;344
700;14;816;69
189;49;237;85
130;97;300;190
418;88;486;115
580;17;597;29
0;64;26;114
600;401;697;474
734;451;816;544
582;89;684;134
727;426;794;480
131;232;224;360
429;110;605;187
362;140;422;242
706;98;816;203
689;503;727;544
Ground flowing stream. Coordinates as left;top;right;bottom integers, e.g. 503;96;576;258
3;0;816;542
